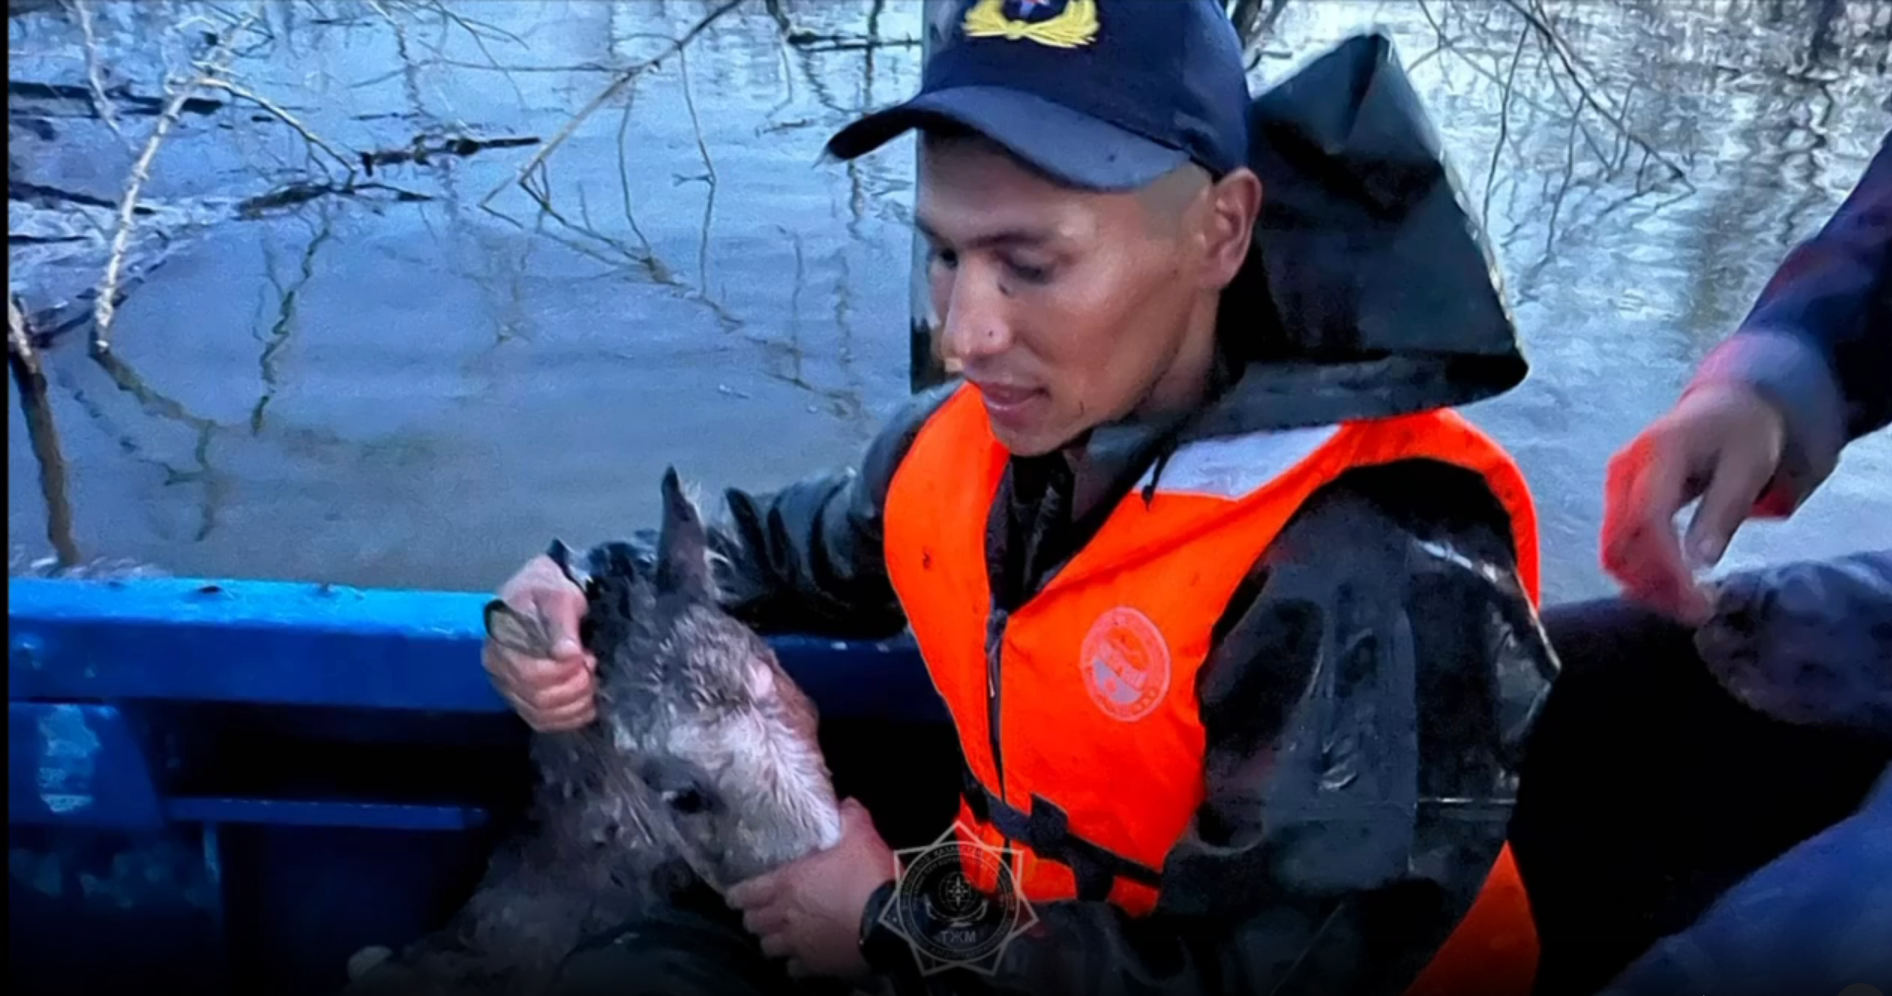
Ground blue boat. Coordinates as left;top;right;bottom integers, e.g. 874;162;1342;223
7;575;964;995
9;575;1887;996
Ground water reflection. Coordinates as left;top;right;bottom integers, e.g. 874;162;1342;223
6;0;1889;598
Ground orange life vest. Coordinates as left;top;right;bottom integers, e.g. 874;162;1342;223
882;383;1543;996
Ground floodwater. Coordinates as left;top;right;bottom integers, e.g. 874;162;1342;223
8;0;1891;604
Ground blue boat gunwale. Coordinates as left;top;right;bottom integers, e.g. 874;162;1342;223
7;574;953;835
7;575;945;719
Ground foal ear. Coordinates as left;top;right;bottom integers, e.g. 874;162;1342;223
484;599;552;658
655;466;714;602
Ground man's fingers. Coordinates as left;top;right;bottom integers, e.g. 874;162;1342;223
487;655;590;710
838;798;879;840
528;664;595;711
530;700;596;732
727;872;780;911
1603;429;1703;613
529;582;588;659
495;656;594;729
1683;443;1772;570
742;906;789;937
758;932;790;960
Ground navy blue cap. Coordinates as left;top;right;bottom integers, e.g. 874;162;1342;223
824;0;1251;192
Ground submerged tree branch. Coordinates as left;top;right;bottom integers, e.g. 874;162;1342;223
8;295;38;377
1496;0;1691;188
195;75;359;179
67;0;126;143
7;295;81;567
92;10;260;357
480;0;746;209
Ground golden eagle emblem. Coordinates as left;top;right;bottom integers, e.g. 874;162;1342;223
961;0;1100;49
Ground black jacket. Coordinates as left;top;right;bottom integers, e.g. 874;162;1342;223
582;35;1559;996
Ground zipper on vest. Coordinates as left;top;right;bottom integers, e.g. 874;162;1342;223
983;606;1009;816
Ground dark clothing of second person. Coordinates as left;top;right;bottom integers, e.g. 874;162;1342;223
1517;138;1890;996
1510;552;1892;996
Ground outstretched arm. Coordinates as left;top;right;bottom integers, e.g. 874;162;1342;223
1689;132;1891;510
855;462;1557;996
1603;134;1889;623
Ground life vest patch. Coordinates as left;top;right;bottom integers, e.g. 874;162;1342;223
1079;607;1171;722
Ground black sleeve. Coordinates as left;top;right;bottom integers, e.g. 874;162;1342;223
1691;131;1891;507
577;383;958;641
856;460;1559;996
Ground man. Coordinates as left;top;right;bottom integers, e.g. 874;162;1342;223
1601;132;1889;624
486;4;1557;995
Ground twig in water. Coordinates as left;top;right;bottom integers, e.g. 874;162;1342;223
1495;0;1690;188
8;294;81;568
1482;22;1530;227
480;0;746;209
8;295;38;377
678;43;717;302
193;76;358;179
612;84;658;261
678;48;717;186
1414;0;1608;163
66;0;125;143
92;10;260;356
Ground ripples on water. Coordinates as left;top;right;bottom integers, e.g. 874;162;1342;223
7;0;1890;601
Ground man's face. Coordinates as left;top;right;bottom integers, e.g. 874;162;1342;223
916;134;1229;457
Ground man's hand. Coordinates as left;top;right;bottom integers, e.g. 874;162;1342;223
727;798;896;981
1602;382;1790;625
483;554;598;731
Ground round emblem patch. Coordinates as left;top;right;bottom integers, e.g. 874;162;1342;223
1079;607;1171;722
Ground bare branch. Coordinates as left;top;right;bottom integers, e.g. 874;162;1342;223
67;0;126;144
1495;0;1691;187
8;292;81;568
8;295;37;378
1482;22;1530;227
194;75;358;178
92;10;260;356
480;0;747;209
678;47;717;187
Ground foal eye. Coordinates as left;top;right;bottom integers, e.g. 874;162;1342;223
643;756;715;815
661;787;708;814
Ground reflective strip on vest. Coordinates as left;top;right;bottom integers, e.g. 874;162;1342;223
882;383;1543;995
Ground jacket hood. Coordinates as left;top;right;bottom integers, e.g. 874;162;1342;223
1185;31;1529;440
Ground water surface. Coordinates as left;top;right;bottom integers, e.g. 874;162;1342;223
9;0;1890;603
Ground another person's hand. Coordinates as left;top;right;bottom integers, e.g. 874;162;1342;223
1602;382;1789;625
728;799;895;981
482;554;597;731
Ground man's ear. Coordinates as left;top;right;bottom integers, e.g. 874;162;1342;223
1200;168;1263;292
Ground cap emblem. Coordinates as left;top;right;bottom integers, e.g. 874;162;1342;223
962;0;1099;49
